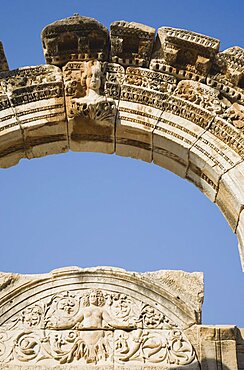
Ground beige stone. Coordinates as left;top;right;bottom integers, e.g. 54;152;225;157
151;26;220;77
188;128;242;202
116;66;175;162
216;162;244;231
0;267;242;369
41;14;109;66
116;99;161;162
236;328;244;370
0;65;68;162
153;110;207;179
199;326;238;370
237;209;244;271
110;21;155;68
64;60;117;154
0;267;203;368
0;125;25;168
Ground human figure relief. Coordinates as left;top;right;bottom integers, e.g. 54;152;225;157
45;289;134;364
68;60;116;123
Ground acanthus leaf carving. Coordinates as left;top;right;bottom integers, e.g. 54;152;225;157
0;288;198;367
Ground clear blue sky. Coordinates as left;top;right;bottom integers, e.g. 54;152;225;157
0;0;243;327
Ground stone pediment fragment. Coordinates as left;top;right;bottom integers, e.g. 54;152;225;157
0;267;202;368
42;14;109;66
209;46;244;88
110;21;156;67
151;27;220;76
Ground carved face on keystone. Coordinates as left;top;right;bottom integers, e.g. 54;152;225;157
81;61;102;95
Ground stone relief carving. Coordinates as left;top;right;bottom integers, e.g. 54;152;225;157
125;67;177;93
0;288;197;367
64;60;116;123
110;21;156;68
0;66;63;106
41;14;109;66
104;63;125;100
114;329;195;365
173;80;231;114
210;46;244;88
223;102;244;129
151;26;220;77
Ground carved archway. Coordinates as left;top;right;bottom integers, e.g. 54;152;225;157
0;15;243;269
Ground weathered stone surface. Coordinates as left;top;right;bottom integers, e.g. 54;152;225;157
216;162;244;230
42;14;109;66
237;210;244;271
188;126;242;202
208;46;244;90
237;328;244;370
0;124;26;168
142;270;204;320
0;267;242;369
110;21;155;68
0;65;68;160
153;109;207;180
0;41;9;72
116;67;170;162
198;326;238;370
64;60;117;153
0;16;244;270
0;267;203;368
151;27;220;77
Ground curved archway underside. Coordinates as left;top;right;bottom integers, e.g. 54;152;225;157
0;15;244;269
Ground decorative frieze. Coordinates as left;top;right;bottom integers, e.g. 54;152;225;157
0;267;203;368
0;65;68;160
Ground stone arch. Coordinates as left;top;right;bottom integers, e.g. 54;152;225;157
0;15;243;269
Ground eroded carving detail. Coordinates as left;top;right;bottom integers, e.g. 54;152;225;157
125;67;177;93
0;288;197;367
64;60;116;123
104;63;125;100
173;80;230;114
110;21;155;68
151;27;220;77
223;102;244;129
115;329;195;365
42;14;109;66
120;85;168;110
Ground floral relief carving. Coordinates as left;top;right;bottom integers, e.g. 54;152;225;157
173;80;231;115
0;288;197;367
